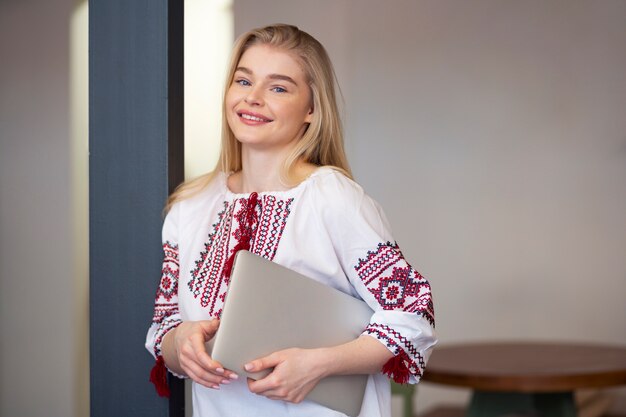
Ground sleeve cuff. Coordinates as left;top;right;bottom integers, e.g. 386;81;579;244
363;323;427;384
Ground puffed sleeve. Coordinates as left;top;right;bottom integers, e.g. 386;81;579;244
316;172;437;384
145;203;184;397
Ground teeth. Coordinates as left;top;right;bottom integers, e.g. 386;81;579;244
241;113;268;122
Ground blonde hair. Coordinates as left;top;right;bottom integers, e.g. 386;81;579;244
165;24;351;213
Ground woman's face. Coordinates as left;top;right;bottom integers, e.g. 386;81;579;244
225;44;313;152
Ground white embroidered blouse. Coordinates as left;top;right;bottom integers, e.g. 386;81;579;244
146;167;437;417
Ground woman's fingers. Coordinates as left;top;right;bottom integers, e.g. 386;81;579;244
248;375;306;403
198;319;220;339
184;361;225;388
181;348;237;387
175;320;238;387
244;351;280;374
190;330;217;370
246;348;326;403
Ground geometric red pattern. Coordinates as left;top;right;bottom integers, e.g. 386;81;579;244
355;241;434;327
153;241;180;323
188;200;233;316
364;322;426;382
155;241;179;303
152;241;182;357
153;315;181;357
187;195;293;318
251;195;293;261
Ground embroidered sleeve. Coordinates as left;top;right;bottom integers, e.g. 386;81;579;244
149;241;182;359
315;173;437;385
355;241;435;384
145;205;184;397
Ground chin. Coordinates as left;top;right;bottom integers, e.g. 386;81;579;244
234;134;265;145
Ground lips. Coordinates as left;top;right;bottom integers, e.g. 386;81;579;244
237;110;273;124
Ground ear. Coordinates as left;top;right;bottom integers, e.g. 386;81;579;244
304;106;314;123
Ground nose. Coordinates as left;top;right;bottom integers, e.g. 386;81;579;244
244;85;264;106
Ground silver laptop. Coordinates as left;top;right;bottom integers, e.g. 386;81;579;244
208;250;373;417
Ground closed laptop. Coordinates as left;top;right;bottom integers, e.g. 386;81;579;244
208;250;373;417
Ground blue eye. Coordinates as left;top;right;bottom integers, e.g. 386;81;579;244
236;79;251;86
271;86;287;93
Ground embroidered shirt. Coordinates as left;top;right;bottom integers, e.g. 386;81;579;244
145;167;437;417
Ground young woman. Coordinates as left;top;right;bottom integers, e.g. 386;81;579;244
146;24;437;417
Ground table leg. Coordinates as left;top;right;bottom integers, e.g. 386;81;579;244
466;391;577;417
391;382;415;417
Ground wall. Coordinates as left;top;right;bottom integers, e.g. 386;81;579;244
233;0;626;413
0;0;82;416
1;1;624;415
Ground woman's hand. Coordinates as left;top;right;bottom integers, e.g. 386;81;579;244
245;348;328;403
162;320;238;389
245;336;394;403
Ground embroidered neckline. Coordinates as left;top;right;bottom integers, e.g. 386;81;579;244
187;191;295;316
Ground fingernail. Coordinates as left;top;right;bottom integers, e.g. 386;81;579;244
244;363;253;371
221;379;231;385
216;367;225;374
210;384;220;390
229;373;239;380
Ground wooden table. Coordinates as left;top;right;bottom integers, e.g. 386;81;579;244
421;342;626;417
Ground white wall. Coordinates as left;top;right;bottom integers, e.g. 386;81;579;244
0;0;85;416
234;0;626;413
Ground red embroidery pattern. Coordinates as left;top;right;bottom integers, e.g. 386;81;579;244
355;242;434;326
188;201;233;315
155;242;179;303
153;315;181;357
152;241;182;356
365;322;426;381
251;195;293;260
188;196;294;317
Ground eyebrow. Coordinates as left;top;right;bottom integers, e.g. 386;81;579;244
235;66;299;86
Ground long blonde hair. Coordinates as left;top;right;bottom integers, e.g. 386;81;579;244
166;24;351;213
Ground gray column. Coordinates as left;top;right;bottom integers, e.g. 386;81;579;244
89;1;184;416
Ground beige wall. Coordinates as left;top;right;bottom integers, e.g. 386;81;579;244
1;1;624;416
0;0;86;416
234;0;626;413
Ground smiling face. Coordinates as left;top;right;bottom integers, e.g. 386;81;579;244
225;45;313;153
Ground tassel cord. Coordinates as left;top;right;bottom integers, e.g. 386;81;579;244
382;350;411;385
223;192;259;278
150;355;171;398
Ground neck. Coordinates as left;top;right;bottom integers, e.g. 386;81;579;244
230;145;315;194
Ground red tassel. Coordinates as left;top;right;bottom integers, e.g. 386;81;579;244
223;241;246;278
223;192;259;279
382;350;411;384
150;356;171;398
246;192;259;225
